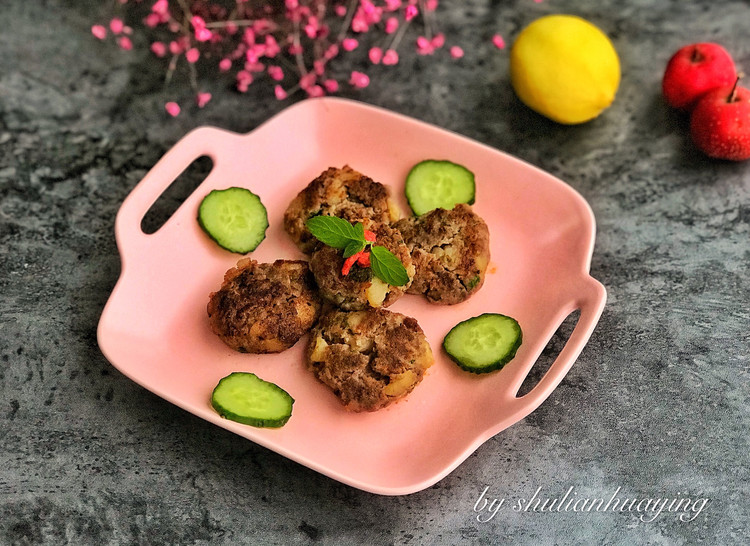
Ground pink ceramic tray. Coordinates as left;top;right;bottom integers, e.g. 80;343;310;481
97;97;606;495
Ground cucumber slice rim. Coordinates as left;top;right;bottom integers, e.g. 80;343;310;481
443;313;523;374
211;371;294;428
197;187;269;254
404;159;476;216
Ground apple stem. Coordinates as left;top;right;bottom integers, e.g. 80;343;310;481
728;76;740;103
690;47;704;63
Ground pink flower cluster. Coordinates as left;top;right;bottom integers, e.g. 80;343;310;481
92;1;525;116
91;17;133;51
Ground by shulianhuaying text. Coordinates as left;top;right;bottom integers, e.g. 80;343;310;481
473;486;709;523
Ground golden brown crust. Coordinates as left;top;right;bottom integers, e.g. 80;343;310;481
306;308;433;412
308;222;415;310
207;259;322;353
283;166;400;254
394;204;490;305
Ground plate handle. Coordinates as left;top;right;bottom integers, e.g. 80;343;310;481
507;276;607;406
114;126;241;254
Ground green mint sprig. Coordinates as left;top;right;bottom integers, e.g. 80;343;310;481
306;216;409;286
370;245;410;286
305;216;361;248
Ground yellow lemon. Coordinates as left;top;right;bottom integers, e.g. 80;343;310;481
510;14;621;124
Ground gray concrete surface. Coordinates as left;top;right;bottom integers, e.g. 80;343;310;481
1;0;748;544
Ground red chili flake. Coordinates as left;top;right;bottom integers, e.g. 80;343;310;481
342;250;370;276
363;230;376;242
341;254;358;276
356;251;371;267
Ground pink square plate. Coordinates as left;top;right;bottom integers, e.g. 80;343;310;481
97;97;606;495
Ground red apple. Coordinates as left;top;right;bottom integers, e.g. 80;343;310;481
662;43;737;111
690;81;750;161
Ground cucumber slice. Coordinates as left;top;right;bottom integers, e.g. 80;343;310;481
405;160;476;216
211;372;294;428
443;313;522;374
198;187;268;254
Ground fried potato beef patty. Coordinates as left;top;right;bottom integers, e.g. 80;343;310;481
207;259;321;353
284;165;401;254
306;308;433;412
308;222;414;310
394;204;490;304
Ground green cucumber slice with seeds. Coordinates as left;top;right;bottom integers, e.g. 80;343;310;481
198;187;268;254
405;160;476;216
443;313;522;374
211;372;294;428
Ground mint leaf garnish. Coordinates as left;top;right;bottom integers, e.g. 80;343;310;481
306;216;363;249
343;239;366;258
370;245;410;286
306;218;407;285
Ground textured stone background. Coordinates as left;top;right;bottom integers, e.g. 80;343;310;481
1;1;748;544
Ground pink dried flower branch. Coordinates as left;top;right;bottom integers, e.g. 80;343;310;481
92;0;480;115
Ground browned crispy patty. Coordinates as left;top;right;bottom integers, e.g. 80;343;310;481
207;259;322;353
284;165;401;254
308;222;415;310
306;308;433;412
394;204;490;305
